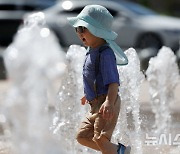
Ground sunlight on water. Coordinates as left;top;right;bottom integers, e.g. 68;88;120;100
0;11;180;154
113;48;144;154
145;46;180;153
146;47;179;134
52;47;145;154
3;12;67;154
50;45;90;153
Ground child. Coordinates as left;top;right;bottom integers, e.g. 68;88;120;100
67;5;131;154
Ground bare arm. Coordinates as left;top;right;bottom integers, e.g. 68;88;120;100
99;83;119;120
106;83;118;104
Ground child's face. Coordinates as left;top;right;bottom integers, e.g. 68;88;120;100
75;26;105;48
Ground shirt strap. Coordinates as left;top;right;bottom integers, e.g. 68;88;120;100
94;45;110;97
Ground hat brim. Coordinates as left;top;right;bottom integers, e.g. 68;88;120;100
67;17;117;40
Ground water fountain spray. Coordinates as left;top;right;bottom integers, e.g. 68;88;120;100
3;12;66;154
146;46;179;134
51;45;91;153
113;48;145;154
0;9;180;154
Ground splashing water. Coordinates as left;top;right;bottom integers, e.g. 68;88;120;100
113;48;145;154
52;47;145;154
1;10;180;154
50;45;90;153
3;12;67;154
1;11;145;154
146;46;179;135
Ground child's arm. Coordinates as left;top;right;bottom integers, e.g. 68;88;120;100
81;96;87;105
99;83;119;120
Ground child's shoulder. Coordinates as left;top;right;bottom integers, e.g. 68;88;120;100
100;46;114;56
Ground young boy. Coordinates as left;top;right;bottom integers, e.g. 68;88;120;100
67;5;131;154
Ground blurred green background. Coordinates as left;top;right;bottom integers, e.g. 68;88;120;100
130;0;180;17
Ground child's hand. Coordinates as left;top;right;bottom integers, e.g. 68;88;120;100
81;96;87;105
99;100;114;120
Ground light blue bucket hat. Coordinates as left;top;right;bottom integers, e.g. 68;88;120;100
67;5;128;65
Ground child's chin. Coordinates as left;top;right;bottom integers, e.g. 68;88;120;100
83;42;88;47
